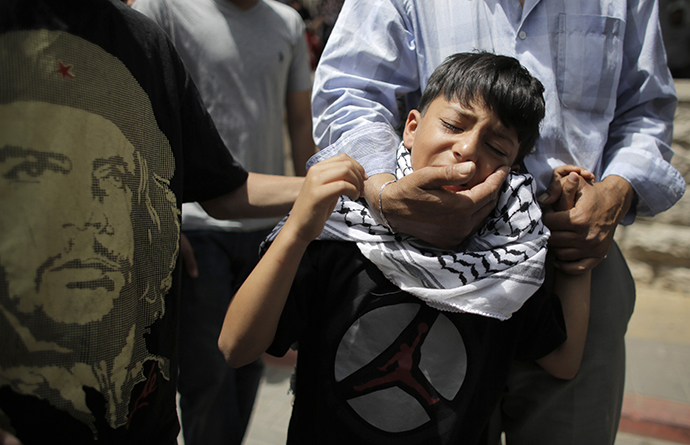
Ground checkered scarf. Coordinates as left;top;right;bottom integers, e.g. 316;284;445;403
264;144;549;320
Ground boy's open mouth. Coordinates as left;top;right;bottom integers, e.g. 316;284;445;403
442;184;469;192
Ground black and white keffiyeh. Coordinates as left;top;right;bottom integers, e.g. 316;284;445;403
264;144;550;320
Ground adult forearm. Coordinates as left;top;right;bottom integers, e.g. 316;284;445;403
601;140;685;221
602;0;683;219
200;173;302;220
287;90;316;176
288;123;316;177
311;0;416;164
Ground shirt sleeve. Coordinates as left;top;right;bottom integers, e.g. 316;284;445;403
602;0;685;222
310;0;419;176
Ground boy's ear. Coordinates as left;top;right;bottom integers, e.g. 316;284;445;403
402;109;421;150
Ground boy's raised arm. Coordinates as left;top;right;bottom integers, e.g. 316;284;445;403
218;155;366;368
537;168;593;379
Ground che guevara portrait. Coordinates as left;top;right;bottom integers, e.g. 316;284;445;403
0;29;180;434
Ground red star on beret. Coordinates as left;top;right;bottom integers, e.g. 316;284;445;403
55;60;75;79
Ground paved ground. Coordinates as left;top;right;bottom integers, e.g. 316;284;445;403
241;282;690;445
618;284;690;444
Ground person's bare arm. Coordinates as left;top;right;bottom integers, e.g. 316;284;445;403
286;90;316;177
199;172;303;221
539;166;634;275
0;428;21;445
537;267;591;379
367;164;510;248
537;170;592;379
218;155;366;368
179;233;198;278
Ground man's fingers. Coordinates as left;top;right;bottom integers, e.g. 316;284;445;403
411;162;477;190
558;172;581;211
541;208;575;234
472;165;509;199
538;179;562;206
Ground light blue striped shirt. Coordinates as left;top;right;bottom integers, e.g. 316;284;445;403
310;0;685;221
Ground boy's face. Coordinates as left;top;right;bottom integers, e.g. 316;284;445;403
403;96;520;191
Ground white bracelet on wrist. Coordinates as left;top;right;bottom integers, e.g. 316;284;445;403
378;179;398;233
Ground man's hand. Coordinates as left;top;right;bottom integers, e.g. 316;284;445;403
540;166;635;274
364;163;510;248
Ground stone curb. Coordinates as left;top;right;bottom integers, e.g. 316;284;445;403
620;393;690;444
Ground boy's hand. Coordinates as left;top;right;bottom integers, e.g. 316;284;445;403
553;172;581;212
369;163;509;248
538;165;594;207
284;154;366;244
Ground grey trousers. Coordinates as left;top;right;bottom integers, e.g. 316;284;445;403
499;242;636;445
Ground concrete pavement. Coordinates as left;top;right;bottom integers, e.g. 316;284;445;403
619;284;690;444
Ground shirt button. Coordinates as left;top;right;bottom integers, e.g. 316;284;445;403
518;30;527;40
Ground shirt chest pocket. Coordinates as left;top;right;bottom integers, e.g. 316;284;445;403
556;13;625;114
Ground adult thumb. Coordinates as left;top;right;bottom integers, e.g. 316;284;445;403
413;162;477;190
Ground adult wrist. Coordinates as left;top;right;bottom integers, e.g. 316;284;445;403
601;174;636;222
378;179;398;233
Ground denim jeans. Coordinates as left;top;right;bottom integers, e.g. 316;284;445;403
177;229;271;445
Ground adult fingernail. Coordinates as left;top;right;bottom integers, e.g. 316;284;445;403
537;193;549;204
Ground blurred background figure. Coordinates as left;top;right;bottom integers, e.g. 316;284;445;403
314;0;344;50
132;0;314;444
660;0;690;78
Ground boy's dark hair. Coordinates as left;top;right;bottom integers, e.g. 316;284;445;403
418;52;545;163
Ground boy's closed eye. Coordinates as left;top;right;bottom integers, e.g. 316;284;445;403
441;119;462;133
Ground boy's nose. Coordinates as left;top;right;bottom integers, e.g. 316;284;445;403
453;134;480;162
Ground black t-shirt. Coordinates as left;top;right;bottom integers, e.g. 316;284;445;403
268;242;566;445
0;0;247;443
